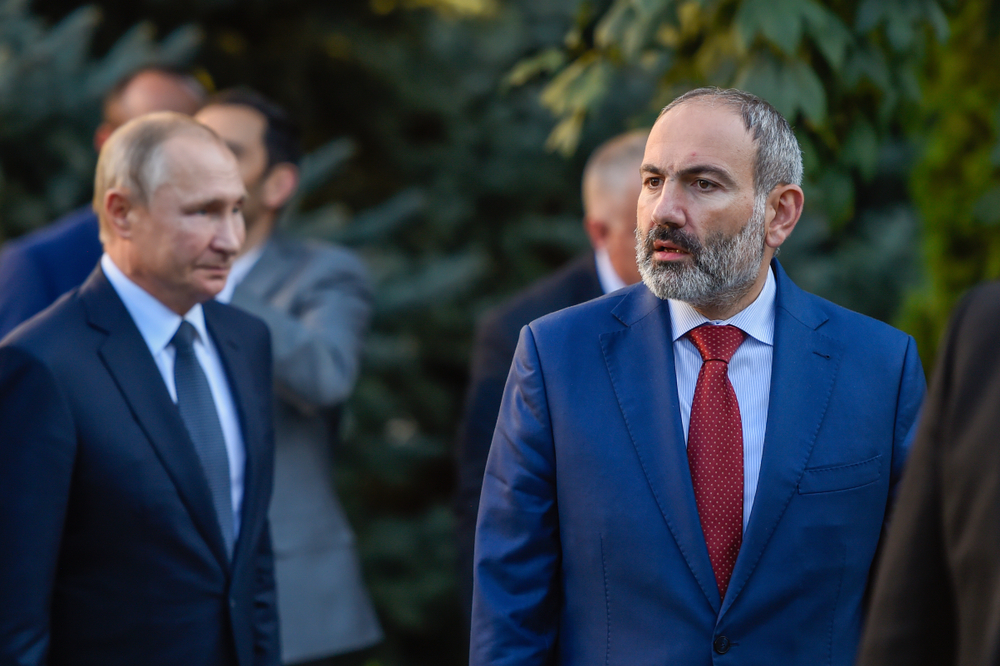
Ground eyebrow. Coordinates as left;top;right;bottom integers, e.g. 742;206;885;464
640;162;738;188
185;195;247;210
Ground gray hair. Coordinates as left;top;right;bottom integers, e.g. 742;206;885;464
582;129;649;214
658;87;803;200
93;111;223;243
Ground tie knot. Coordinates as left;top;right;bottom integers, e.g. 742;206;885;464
688;324;745;363
171;320;198;352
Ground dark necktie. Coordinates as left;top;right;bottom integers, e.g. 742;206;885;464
686;324;746;598
172;321;234;558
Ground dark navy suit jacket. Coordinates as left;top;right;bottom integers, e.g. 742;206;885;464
0;267;280;666
471;261;926;666
0;206;102;339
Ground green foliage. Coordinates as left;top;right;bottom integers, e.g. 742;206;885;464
7;0;986;663
898;0;1000;368
512;0;948;323
0;1;199;240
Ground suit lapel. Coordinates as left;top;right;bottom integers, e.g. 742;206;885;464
601;285;722;612
720;261;845;616
81;269;231;570
203;301;268;566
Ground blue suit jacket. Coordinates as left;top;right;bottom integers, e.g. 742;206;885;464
471;261;926;666
0;268;280;666
0;206;102;339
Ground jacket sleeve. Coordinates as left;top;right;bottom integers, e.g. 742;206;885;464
231;246;373;413
249;323;281;666
455;310;521;621
0;346;77;666
470;324;560;666
0;246;51;340
252;519;281;666
888;335;927;501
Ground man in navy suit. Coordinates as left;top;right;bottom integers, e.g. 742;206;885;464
0;112;279;665
0;66;205;339
471;88;926;665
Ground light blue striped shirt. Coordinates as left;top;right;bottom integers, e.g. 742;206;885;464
668;266;776;533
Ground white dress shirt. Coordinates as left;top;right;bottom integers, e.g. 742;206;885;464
668;266;776;532
101;254;247;540
595;248;628;295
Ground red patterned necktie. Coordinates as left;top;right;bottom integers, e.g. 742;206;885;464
686;324;746;599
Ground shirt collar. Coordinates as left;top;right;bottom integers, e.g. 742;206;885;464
594;248;628;295
101;253;210;354
215;240;267;304
667;264;776;346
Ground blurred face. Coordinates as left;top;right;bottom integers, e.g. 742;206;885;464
96;71;204;150
603;177;643;285
124;135;246;314
636;101;768;313
195;104;270;230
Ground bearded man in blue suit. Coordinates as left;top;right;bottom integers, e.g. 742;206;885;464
471;88;926;665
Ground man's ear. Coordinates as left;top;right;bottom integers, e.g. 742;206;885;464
103;189;136;239
764;183;804;249
584;216;610;250
93;123;114;153
261;163;299;210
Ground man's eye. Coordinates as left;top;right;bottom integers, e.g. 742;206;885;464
695;179;715;190
646;177;662;188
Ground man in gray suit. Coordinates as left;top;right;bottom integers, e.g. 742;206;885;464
197;89;381;666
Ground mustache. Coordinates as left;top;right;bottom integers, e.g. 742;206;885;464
641;225;703;257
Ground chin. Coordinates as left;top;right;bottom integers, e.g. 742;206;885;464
191;281;225;304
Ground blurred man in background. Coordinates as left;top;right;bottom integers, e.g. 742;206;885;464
857;282;1000;666
0;66;206;339
454;130;647;621
0;112;279;666
196;89;381;666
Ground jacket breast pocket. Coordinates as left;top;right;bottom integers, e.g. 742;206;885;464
797;454;882;494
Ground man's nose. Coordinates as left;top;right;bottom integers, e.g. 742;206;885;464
651;183;686;229
214;210;245;254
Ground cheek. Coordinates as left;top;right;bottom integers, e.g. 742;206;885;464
173;227;214;265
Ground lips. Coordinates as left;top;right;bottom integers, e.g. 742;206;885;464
644;226;700;262
197;265;231;275
653;240;690;255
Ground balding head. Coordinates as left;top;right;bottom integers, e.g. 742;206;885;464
95;112;246;315
94;111;227;242
582;130;648;286
94;68;206;151
582;130;648;218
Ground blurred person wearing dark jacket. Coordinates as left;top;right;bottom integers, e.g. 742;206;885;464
0;112;279;666
0;66;206;339
857;282;1000;666
196;89;381;666
454;130;647;621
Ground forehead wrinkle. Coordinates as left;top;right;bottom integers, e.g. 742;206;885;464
148;157;245;209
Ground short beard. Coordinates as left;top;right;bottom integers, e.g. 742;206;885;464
636;197;768;313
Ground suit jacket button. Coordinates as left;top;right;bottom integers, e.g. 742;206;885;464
713;635;731;654
229;599;236;609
